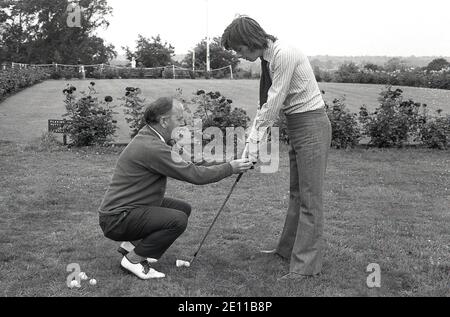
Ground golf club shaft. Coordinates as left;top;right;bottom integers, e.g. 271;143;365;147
190;173;244;264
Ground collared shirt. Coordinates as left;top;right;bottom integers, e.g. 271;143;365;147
147;125;165;143
248;40;325;143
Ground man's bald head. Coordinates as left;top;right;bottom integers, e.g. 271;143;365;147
144;97;176;125
143;97;186;142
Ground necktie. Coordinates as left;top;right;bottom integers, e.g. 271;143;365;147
259;58;272;109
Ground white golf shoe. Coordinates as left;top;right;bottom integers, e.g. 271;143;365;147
117;242;158;263
120;256;165;280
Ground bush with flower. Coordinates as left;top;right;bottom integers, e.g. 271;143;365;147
420;109;449;149
62;82;118;146
190;89;250;146
119;87;148;138
358;86;428;147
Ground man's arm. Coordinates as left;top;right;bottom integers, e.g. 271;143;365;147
146;143;233;185
173;143;228;167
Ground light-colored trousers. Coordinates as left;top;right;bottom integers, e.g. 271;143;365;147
276;107;332;275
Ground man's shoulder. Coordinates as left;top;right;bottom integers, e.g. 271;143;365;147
273;40;304;59
123;133;167;156
274;39;296;50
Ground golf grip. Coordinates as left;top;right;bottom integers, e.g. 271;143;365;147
191;173;244;261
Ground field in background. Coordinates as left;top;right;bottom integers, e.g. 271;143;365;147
0;141;448;297
0;79;449;144
319;82;450;113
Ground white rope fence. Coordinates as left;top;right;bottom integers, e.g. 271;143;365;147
2;61;234;79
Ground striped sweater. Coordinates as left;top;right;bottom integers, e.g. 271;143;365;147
248;39;325;143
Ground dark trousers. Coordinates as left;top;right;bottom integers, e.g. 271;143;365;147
99;198;192;259
276;108;332;275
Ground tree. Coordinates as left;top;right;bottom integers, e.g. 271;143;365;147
123;34;175;68
313;65;322;82
336;62;360;82
181;37;240;71
364;63;383;72
0;0;116;64
426;58;450;72
384;57;408;72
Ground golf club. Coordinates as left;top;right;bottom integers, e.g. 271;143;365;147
190;172;244;265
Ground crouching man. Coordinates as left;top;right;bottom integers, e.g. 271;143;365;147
98;96;252;280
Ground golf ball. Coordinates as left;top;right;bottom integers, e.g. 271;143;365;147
69;280;81;288
79;272;88;280
176;260;190;268
89;279;97;286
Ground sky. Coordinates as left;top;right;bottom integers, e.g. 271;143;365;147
96;0;450;57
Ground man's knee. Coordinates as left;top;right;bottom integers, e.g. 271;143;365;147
183;203;192;217
164;198;192;217
172;213;189;232
176;200;192;217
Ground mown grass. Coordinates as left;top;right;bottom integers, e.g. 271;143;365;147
0;79;449;144
1;139;448;297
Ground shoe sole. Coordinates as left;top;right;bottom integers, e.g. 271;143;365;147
120;265;132;275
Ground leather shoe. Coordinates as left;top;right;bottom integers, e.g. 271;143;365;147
120;257;165;280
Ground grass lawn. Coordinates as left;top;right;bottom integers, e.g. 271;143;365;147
0;79;449;144
0;140;448;297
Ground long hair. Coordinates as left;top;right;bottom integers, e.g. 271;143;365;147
221;16;277;51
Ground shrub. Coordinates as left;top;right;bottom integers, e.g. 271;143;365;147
90;67;119;79
119;87;147;138
162;68;174;79
212;70;225;79
117;68;132;79
24;132;63;152
62;83;117;146
49;67;80;80
325;98;361;149
420;111;449;149
358;86;427;147
318;66;450;90
0;68;48;99
190;90;250;145
38;132;61;149
104;68;120;79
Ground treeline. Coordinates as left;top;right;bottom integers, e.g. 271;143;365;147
314;58;450;90
0;1;238;73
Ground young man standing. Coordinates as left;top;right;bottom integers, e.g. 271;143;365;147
222;16;332;279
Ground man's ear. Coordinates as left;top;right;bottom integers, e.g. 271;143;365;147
159;116;168;128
